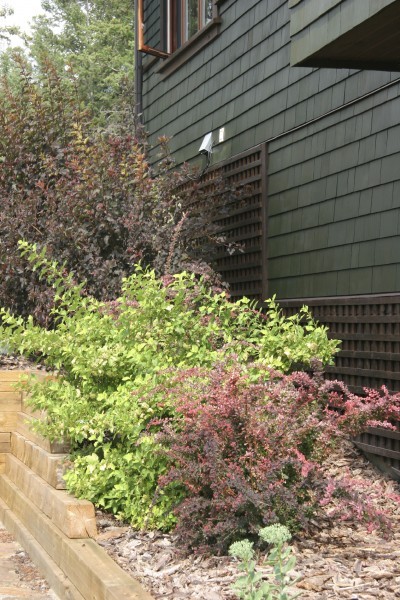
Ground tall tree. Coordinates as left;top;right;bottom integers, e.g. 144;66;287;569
28;0;135;129
0;7;24;91
0;6;19;46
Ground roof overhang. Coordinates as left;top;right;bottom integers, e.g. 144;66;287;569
290;0;400;72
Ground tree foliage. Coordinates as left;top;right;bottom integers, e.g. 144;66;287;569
0;6;20;44
27;0;135;127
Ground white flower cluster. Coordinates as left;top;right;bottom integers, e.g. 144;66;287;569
259;524;291;546
228;539;254;561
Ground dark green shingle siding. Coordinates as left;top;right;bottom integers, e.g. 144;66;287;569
142;0;400;298
266;74;400;296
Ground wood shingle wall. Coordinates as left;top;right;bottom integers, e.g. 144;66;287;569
142;1;399;169
142;0;400;298
267;81;400;298
141;0;400;394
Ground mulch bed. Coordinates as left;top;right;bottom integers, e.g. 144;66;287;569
95;440;400;599
2;355;399;598
0;353;47;371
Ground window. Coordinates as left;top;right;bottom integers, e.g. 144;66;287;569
167;0;214;53
137;0;219;60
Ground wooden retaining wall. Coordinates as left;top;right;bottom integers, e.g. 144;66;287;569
0;370;153;600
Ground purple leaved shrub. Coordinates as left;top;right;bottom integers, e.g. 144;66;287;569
157;361;400;554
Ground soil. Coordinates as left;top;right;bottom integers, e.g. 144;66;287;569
0;525;58;599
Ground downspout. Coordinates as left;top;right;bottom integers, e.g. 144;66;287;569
134;0;143;125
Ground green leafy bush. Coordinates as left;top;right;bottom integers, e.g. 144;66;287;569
0;243;339;528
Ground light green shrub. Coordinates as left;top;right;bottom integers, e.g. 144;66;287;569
0;242;339;528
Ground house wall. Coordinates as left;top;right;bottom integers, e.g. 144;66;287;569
141;0;400;300
268;81;400;298
289;0;400;69
289;0;396;65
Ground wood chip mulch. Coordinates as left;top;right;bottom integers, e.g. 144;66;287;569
95;440;400;599
2;354;398;598
0;353;47;371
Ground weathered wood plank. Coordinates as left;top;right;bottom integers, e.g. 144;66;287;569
364;427;400;441
339;351;400;362
5;454;96;539
63;540;155;600
10;432;67;490
315;315;400;324
353;441;400;461
21;393;48;420
0;381;23;392
15;412;69;454
0;370;43;382
0;392;22;412
0;497;86;600
325;366;400;381
0;477;154;600
0;411;17;432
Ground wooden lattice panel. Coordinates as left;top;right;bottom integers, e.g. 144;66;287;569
353;423;400;482
179;144;268;301
281;294;400;480
280;294;400;394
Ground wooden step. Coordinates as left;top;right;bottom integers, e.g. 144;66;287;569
0;496;85;600
0;370;40;388
0;391;22;412
0;432;10;452
11;432;67;490
21;389;53;420
0;370;45;401
5;454;96;539
15;412;70;454
0;475;153;600
0;433;11;475
0;410;17;433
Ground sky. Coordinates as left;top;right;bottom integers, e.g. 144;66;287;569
3;0;44;38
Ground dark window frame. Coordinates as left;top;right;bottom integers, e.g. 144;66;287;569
168;0;215;53
138;0;221;74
